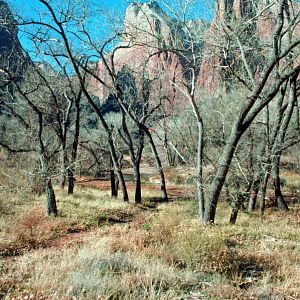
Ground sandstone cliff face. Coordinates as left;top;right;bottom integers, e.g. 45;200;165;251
197;0;300;93
0;1;28;77
90;1;189;112
197;0;257;93
91;0;299;103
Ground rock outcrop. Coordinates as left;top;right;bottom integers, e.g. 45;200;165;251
197;0;300;93
91;0;299;103
90;1;204;112
0;0;28;79
198;0;258;92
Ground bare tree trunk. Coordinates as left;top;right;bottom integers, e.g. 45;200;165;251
133;163;142;204
110;168;117;197
68;92;81;194
115;177;119;197
269;76;297;211
109;138;129;202
260;170;269;218
204;129;241;223
110;156;117;198
248;115;268;213
119;112;144;203
197;120;205;223
272;156;289;211
60;143;67;189
44;178;58;216
134;132;144;204
229;193;244;225
113;165;128;202
40;152;58;216
144;127;168;202
163;127;175;167
248;177;260;212
67;168;75;195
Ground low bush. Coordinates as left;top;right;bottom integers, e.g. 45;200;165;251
0;207;79;255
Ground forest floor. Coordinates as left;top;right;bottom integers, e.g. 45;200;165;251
0;168;300;300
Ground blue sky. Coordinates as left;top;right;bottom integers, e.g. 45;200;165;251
8;0;212;17
8;0;127;50
7;0;213;57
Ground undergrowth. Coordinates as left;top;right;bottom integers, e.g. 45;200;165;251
0;172;299;299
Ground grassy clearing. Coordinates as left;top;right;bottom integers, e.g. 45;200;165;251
1;168;300;299
0;185;139;257
281;169;300;194
1;193;300;299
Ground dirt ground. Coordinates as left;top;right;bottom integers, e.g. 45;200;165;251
76;176;195;200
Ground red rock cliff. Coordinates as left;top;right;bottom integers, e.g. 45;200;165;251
90;2;187;112
198;0;300;93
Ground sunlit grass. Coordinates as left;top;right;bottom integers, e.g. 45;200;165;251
281;169;300;194
2;197;300;299
1;168;300;299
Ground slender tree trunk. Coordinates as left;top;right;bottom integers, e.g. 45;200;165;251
110;157;117;198
229;193;244;225
258;105;271;218
119;112;144;203
114;166;128;202
35;106;58;216
60;143;67;189
40;151;58;216
67;168;75;194
110;168;117;197
269;77;297;211
248;121;267;213
272;156;289;211
45;178;58;216
163;129;174;167
134;135;144;204
133;163;142;204
115;177;119;197
196;121;205;223
68;93;81;194
144;127;168;202
248;177;260;212
109;138;128;202
260;170;269;218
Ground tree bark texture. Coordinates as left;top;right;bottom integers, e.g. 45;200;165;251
45;178;58;216
144;127;168;202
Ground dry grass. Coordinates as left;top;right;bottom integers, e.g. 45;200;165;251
2;197;299;299
281;169;300;194
2;237;204;300
0;185;136;258
0;167;300;299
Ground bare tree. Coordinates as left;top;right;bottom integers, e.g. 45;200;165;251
19;0;130;202
156;0;300;223
2;66;59;216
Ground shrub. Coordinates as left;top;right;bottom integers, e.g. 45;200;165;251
172;226;237;275
27;174;44;195
2;207;75;254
